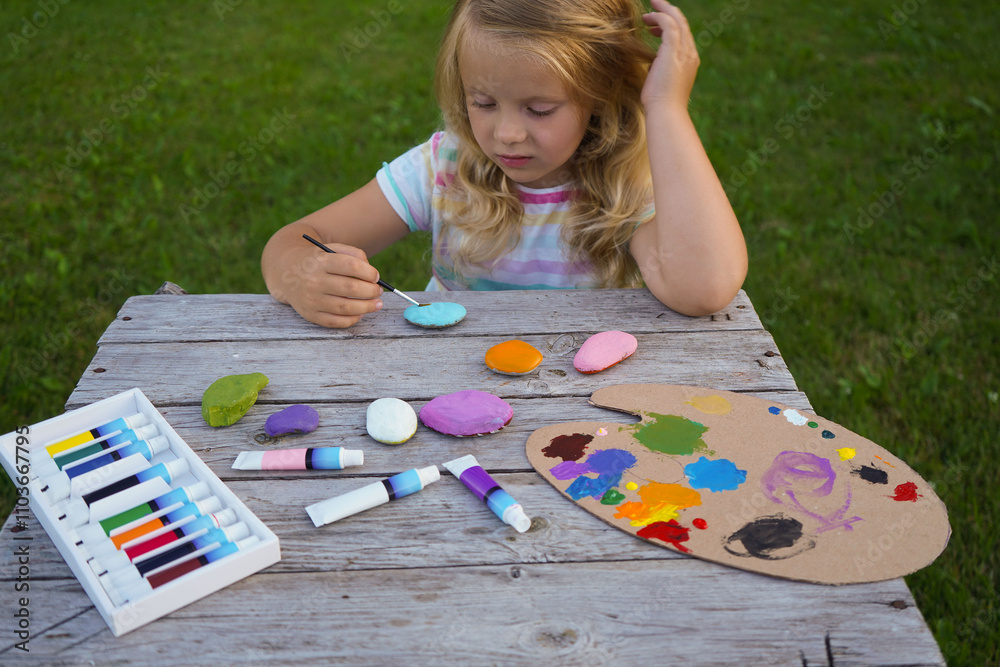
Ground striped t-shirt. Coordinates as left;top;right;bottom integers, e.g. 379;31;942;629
376;131;621;291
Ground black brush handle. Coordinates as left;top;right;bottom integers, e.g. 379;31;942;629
302;234;399;292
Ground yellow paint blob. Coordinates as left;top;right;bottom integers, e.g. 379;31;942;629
625;481;638;491
684;395;732;415
837;447;857;461
484;339;543;375
613;482;702;527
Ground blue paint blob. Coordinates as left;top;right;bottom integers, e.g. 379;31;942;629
566;472;623;500
563;449;637;500
586;449;637;475
404;302;467;328
684;456;748;492
768;406;781;415
822;430;836;439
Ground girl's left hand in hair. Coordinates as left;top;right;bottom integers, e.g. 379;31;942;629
641;0;700;111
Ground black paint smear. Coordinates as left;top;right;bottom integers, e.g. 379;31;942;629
724;515;815;560
852;465;889;485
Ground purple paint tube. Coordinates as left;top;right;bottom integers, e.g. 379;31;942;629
442;454;531;533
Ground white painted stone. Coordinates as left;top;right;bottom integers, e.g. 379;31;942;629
366;397;418;445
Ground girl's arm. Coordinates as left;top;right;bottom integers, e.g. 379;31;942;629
630;0;748;316
261;179;411;328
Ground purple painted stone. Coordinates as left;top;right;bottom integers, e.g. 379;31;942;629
419;390;514;437
265;404;319;437
573;330;638;374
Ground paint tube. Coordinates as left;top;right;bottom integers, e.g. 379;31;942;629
232;447;364;471
442;454;531;533
305;466;440;527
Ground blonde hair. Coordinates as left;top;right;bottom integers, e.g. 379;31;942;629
434;0;655;287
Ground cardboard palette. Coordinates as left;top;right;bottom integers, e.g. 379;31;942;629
526;384;950;585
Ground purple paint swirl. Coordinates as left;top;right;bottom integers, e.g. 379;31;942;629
761;451;862;533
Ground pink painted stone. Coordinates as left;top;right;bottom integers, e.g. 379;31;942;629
573;331;638;374
419;390;514;437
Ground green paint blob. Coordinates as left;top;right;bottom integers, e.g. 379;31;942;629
808;421;819;428
601;488;626;505
633;413;709;456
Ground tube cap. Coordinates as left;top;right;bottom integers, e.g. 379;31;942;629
133;423;160;440
416;465;440;487
503;504;532;533
342;449;364;468
145;435;170;456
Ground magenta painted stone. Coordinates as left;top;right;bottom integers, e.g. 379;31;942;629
265;404;319;436
573;331;638;374
419;390;513;437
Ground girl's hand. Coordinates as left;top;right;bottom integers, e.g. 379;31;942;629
641;0;700;111
276;242;384;328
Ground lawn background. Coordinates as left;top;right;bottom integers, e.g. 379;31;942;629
1;0;996;662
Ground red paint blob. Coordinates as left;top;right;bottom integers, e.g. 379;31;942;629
637;520;691;553
889;481;922;502
692;518;708;530
542;433;594;461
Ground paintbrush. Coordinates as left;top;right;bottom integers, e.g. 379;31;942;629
302;234;425;307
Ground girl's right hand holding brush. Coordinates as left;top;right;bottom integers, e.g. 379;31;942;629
261;179;412;328
264;236;385;328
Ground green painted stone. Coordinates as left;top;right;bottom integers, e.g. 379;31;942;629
202;372;269;427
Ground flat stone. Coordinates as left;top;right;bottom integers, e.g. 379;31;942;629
202;372;269;427
366;398;418;445
419;390;513;437
573;331;638;374
265;404;319;437
485;340;543;375
404;302;466;328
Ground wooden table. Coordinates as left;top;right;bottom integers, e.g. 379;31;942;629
1;289;945;665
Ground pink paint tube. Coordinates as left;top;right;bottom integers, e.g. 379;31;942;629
231;447;364;471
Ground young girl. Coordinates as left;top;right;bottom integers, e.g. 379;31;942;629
262;0;747;328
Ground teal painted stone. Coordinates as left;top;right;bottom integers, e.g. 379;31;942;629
404;302;466;328
202;372;269;427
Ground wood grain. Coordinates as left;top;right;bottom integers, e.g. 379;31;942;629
99;289;763;344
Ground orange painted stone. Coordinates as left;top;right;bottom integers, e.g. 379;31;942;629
484;340;543;375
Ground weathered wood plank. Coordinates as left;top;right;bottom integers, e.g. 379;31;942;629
68;330;796;408
0;554;943;666
116;391;813;481
98;289;763;344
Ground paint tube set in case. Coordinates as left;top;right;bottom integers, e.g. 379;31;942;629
0;389;280;637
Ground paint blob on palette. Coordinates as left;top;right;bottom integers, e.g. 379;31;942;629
404;302;466;328
525;384;951;585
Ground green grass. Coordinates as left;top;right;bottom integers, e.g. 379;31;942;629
1;0;997;662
